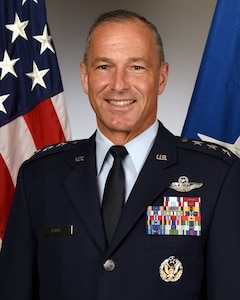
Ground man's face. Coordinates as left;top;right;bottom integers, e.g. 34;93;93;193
80;20;168;143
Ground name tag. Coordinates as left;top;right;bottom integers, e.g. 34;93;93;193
43;225;74;237
146;196;201;236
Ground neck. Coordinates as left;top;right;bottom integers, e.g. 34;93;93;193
98;121;156;145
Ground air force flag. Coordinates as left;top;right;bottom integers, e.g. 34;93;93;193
181;0;240;157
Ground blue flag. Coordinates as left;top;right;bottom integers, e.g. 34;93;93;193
181;0;240;156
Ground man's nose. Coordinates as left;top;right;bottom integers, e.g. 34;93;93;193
109;69;130;92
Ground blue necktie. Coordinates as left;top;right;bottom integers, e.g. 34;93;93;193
101;146;128;244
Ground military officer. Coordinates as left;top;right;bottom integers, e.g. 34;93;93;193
0;9;240;300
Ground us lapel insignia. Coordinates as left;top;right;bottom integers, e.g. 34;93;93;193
156;154;167;161
75;156;84;162
169;176;203;192
159;256;183;282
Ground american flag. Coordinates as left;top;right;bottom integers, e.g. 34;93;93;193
0;0;71;247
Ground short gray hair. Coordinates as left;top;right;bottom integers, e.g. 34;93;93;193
83;9;165;66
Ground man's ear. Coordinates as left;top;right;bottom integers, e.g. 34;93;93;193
158;63;169;95
80;61;89;94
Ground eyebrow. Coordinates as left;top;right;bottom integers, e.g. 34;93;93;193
92;56;150;66
92;57;112;65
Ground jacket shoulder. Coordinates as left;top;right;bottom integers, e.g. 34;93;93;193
177;137;238;164
27;140;87;162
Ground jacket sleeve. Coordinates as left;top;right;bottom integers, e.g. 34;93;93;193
0;164;39;299
206;158;240;299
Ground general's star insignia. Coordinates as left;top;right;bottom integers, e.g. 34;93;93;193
192;140;204;146
169;176;203;192
207;144;218;150
222;148;231;157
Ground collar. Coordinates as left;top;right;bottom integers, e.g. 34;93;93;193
95;120;159;175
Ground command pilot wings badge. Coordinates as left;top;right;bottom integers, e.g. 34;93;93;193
169;176;203;192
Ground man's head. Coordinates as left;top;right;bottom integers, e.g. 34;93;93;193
80;10;169;144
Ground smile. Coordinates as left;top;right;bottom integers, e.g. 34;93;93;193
108;100;135;106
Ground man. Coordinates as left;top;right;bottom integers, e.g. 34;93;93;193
0;9;240;300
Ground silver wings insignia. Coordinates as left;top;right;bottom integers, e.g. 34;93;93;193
169;176;203;192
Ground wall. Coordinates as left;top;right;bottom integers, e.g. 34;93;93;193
45;0;217;139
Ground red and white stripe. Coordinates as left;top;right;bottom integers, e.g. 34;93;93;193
0;92;71;247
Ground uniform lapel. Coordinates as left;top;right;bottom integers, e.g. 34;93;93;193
62;124;179;254
109;123;178;251
63;134;106;251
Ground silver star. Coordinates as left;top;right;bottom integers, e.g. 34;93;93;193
26;61;49;90
0;50;20;80
222;148;232;157
192;140;204;146
198;133;240;158
207;144;218;150
0;94;10;114
5;13;29;43
33;25;55;54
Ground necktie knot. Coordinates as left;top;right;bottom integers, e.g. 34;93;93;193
109;145;128;159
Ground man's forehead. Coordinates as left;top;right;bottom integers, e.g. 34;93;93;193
92;19;150;37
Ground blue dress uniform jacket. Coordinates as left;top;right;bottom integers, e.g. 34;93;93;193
1;122;240;300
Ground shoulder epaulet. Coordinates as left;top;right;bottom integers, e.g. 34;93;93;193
178;137;238;163
28;140;81;161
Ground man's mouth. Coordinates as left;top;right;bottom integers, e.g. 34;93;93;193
107;99;135;106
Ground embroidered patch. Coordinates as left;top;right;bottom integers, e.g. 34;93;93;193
146;196;201;236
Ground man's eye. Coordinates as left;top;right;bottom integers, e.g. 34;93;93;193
134;66;143;70
131;65;145;71
97;65;108;70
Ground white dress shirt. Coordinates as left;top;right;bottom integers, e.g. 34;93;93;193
96;120;159;203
